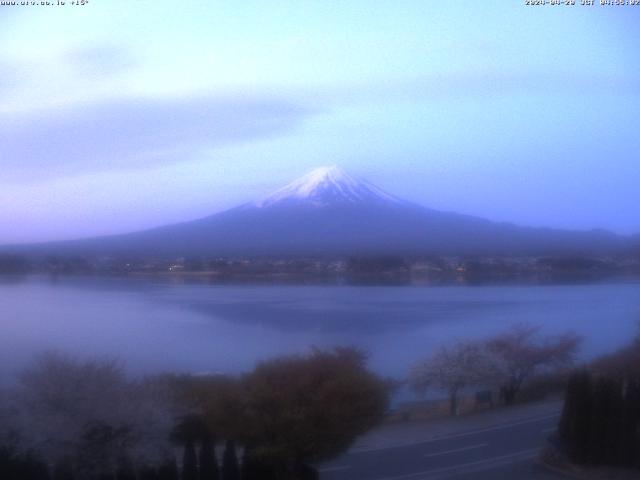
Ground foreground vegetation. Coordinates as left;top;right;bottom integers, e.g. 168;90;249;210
556;330;640;472
0;348;390;480
2;323;636;479
409;324;581;415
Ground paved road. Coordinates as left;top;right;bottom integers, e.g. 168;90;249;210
319;410;564;480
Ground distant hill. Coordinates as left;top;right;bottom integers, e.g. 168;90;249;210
4;166;635;258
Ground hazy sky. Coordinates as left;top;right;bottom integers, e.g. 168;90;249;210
1;1;639;244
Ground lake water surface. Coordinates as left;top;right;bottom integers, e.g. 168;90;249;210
1;276;639;385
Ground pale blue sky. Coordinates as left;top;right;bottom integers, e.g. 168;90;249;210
1;1;639;243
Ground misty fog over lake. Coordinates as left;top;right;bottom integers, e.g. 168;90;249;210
1;276;638;384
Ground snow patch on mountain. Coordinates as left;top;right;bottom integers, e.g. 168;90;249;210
255;166;403;208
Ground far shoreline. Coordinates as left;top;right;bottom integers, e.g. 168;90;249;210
2;270;640;288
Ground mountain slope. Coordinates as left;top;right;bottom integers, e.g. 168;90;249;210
5;166;633;257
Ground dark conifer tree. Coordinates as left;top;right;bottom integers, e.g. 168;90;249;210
222;440;239;480
34;460;51;480
296;463;319;480
628;377;640;469
52;459;75;480
559;370;592;464
587;377;613;466
560;368;640;470
182;441;198;480
240;445;276;480
559;372;579;441
633;378;640;469
115;456;136;480
603;378;624;466
620;378;639;468
0;448;9;479
17;452;50;480
198;435;219;480
138;466;159;480
239;446;256;480
0;448;13;480
157;457;179;480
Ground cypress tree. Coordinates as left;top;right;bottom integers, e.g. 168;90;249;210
631;376;640;469
603;378;624;466
158;457;179;480
52;459;74;480
559;374;577;440
199;436;219;480
240;446;257;480
138;466;159;480
587;377;613;466
19;452;50;480
296;463;319;480
565;372;640;471
628;377;640;470
559;370;592;464
222;440;239;480
0;448;12;480
115;456;136;480
240;445;276;480
36;461;52;480
240;463;256;480
620;377;639;468
182;441;198;480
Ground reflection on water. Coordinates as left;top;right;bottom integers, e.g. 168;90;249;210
1;275;639;384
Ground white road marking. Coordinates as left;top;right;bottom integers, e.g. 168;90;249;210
374;448;540;480
352;413;560;454
423;443;487;458
318;465;351;473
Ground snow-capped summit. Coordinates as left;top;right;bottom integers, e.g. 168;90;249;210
255;166;402;208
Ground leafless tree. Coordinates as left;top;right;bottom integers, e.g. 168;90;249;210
486;324;581;405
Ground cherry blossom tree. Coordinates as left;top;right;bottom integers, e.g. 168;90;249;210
410;341;494;415
486;324;581;405
13;352;175;479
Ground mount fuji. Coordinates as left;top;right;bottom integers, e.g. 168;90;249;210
9;166;631;257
